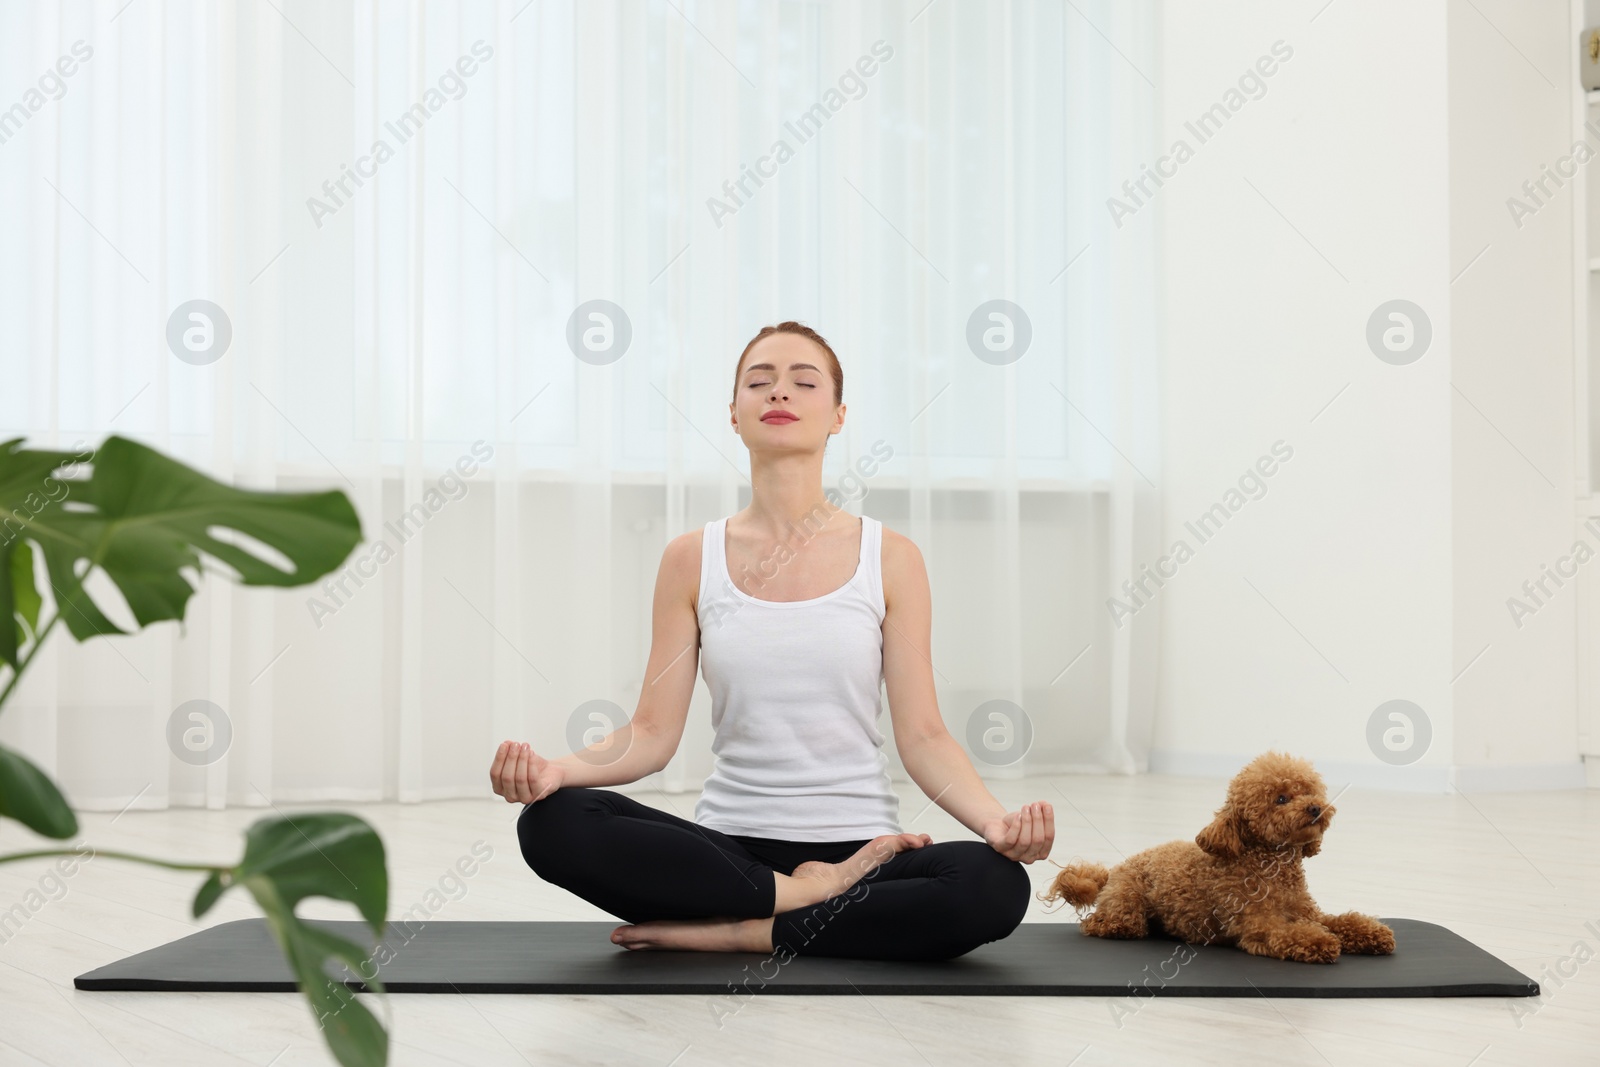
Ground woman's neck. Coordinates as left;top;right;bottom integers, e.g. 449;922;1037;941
742;452;844;535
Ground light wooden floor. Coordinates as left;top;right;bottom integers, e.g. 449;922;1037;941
1;772;1596;1067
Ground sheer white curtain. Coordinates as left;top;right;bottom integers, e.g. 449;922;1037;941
0;0;1159;812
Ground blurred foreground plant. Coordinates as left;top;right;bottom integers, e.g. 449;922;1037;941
0;435;390;1067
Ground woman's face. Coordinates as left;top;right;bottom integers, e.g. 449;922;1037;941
731;333;842;452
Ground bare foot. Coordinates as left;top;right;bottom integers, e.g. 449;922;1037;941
789;832;931;903
610;916;772;953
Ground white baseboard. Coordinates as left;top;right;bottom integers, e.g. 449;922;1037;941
1145;749;1589;793
64;755;1595;813
1453;762;1590;792
63;796;174;813
74;786;471;810
259;787;390;804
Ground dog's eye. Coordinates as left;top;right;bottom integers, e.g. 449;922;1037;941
1275;794;1288;805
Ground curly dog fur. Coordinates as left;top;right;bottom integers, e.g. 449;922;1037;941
1043;751;1395;964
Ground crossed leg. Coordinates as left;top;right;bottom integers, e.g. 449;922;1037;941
516;787;1029;961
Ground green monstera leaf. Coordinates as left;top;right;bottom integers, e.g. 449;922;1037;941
0;742;78;839
0;434;362;657
194;813;390;1067
0;438;86;667
0;434;384;1066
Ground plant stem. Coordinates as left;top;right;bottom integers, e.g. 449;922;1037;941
0;611;62;712
0;846;221;873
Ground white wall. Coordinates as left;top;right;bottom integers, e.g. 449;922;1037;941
1152;0;1584;790
1449;0;1580;786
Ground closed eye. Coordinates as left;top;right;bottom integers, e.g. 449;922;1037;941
748;381;816;388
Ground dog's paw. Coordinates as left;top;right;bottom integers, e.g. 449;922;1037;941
1323;912;1396;955
1241;926;1341;964
1288;930;1342;964
1345;920;1396;955
1082;910;1147;939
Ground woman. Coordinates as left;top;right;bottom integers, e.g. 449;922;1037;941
491;321;1054;962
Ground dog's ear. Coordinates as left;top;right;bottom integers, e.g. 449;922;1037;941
1195;805;1245;859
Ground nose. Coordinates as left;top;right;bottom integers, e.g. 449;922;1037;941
1307;804;1322;819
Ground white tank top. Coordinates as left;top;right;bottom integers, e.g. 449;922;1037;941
693;513;902;841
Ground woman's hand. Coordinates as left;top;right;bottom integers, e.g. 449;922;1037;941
980;801;1054;863
490;740;566;804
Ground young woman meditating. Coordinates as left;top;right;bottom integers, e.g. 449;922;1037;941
490;320;1054;962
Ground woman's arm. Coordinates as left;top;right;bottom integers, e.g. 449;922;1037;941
880;527;1054;861
490;530;703;800
548;720;673;788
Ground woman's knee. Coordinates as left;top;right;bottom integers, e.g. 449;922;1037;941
515;787;602;874
988;853;1032;930
944;844;1032;953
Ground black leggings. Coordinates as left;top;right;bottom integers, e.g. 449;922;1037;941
516;786;1032;962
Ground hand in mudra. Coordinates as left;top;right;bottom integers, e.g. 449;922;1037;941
981;801;1054;863
490;740;565;804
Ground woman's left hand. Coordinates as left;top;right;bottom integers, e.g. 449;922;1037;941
980;801;1054;863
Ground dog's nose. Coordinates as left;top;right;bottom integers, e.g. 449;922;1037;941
1307;804;1322;819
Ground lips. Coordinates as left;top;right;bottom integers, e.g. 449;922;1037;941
761;412;797;423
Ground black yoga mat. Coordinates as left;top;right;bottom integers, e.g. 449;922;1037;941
74;917;1537;998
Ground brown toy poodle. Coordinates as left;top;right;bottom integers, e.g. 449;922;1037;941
1043;750;1395;963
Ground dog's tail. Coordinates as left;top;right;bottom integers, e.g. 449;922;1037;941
1041;861;1110;910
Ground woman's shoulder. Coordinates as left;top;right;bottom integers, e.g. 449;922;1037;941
875;519;919;559
661;526;709;610
665;523;708;560
875;521;927;609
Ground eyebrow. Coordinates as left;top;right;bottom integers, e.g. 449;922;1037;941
744;362;822;375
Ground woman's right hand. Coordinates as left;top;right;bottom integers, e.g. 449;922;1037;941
490;740;566;804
